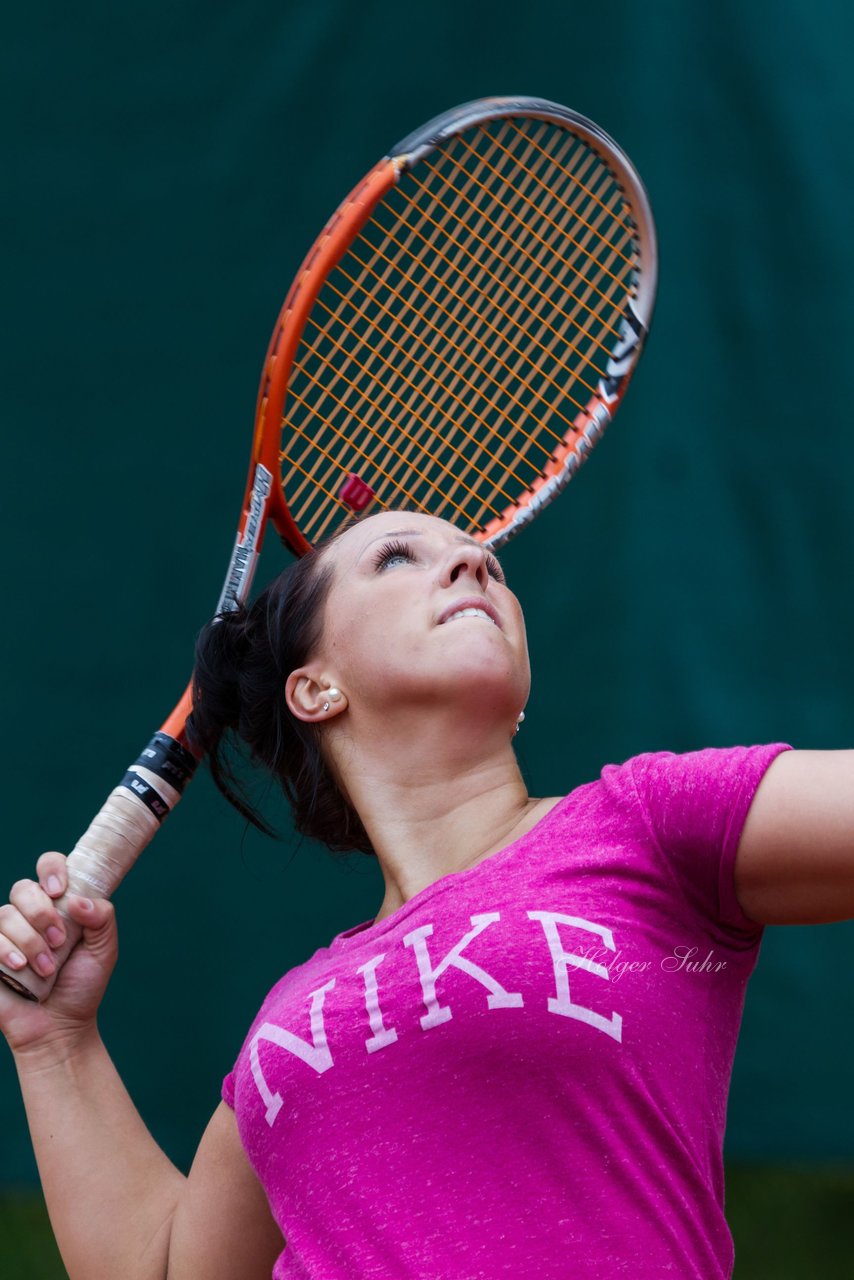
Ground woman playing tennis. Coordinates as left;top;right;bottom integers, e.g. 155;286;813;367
1;507;852;1279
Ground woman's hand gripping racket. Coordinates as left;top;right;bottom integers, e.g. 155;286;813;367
0;96;657;1001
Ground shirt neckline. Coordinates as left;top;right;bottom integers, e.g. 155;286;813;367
329;790;575;950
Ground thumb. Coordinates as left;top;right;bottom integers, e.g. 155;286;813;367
64;895;118;970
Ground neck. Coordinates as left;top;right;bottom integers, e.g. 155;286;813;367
327;707;538;922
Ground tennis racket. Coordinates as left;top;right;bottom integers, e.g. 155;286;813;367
1;95;657;1001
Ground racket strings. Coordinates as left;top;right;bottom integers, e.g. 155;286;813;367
284;120;561;521
287;385;475;521
311;186;617;514
406;161;624;366
279;116;639;542
304;294;546;486
283;433;382;521
320;271;555;468
369;124;632;522
503;119;636;239
371;119;619;390
376;175;617;401
364;187;607;405
423;118;636;352
418;167;633;527
299;232;575;467
290;333;511;516
302;140;635;499
293;116;611;519
459;127;637;275
424;140;632;341
286;127;500;514
289;221;562;526
281;126;543;521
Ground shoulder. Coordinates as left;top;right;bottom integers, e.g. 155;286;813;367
598;743;792;810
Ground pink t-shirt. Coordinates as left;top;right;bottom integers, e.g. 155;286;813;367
223;743;790;1279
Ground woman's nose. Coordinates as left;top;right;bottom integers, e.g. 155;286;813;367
443;543;490;590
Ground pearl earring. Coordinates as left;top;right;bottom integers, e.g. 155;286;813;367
514;711;526;735
322;688;343;714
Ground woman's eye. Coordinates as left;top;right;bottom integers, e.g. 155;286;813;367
374;540;415;571
486;555;505;583
372;537;505;582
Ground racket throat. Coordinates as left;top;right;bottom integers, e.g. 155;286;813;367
216;463;275;615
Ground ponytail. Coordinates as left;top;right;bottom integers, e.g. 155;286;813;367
186;548;374;855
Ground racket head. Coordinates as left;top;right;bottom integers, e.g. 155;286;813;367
244;95;657;559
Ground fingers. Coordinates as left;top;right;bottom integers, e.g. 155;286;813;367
1;853;117;990
33;854;113;936
36;851;68;899
0;878;68;977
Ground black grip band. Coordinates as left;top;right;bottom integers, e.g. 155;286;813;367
133;732;198;793
118;771;171;821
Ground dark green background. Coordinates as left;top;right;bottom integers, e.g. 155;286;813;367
2;0;854;1198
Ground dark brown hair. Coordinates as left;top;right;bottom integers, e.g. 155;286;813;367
186;543;373;855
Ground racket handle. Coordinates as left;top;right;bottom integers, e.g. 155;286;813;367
0;732;198;1002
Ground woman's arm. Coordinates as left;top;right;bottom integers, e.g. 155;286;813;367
15;1030;283;1280
735;749;854;924
14;1015;181;1279
169;1102;284;1280
2;857;282;1280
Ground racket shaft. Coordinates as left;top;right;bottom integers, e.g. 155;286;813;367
0;732;196;1001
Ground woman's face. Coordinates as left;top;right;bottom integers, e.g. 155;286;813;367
310;511;531;722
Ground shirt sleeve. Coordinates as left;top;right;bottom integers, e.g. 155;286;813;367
621;743;792;939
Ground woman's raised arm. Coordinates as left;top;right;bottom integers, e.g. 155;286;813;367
735;749;854;924
1;854;282;1280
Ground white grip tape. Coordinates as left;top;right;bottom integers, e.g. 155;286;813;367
0;768;181;1002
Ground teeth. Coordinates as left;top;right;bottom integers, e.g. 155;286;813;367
445;607;496;625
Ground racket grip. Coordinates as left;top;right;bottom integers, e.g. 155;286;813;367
0;732;198;1002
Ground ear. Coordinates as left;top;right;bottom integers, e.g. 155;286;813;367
285;668;347;723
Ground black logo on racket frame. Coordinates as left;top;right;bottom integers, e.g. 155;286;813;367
216;463;274;616
599;306;644;403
